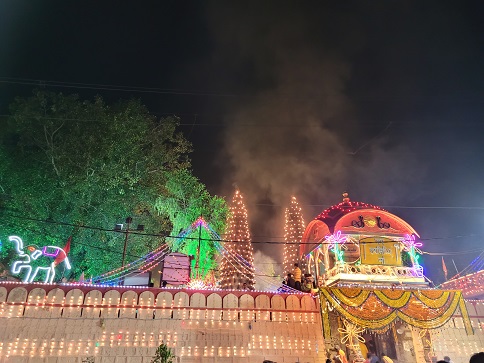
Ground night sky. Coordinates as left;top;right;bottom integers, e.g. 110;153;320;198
1;1;483;284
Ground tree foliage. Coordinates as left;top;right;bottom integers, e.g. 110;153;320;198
154;169;228;278
0;90;226;279
150;343;175;363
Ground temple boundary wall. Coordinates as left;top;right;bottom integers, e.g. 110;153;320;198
0;282;326;363
429;300;484;363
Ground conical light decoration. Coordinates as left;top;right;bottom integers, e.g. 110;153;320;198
283;196;305;275
219;189;256;289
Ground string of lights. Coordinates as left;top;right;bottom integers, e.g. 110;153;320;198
283;196;305;275
178;217;285;291
3;208;484;243
0;77;237;97
253;203;484;210
2;210;484;256
219;189;255;290
91;220;216;284
93;216;281;289
94;245;170;284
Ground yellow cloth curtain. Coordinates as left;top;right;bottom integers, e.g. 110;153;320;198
320;287;473;335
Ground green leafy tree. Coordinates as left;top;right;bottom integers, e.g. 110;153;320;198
154;169;227;278
150;343;175;363
0;90;226;279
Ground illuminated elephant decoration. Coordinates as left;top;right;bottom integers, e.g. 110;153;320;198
9;236;71;283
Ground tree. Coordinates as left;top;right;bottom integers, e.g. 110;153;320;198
283;196;305;275
0;90;226;279
150;343;175;363
219;189;255;289
155;169;228;278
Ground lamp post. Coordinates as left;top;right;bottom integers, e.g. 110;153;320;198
115;217;144;267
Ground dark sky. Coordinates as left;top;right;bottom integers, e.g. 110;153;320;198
1;1;483;283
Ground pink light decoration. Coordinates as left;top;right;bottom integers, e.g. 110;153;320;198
403;234;422;252
316;200;385;220
42;246;61;257
325;230;346;250
193;217;208;229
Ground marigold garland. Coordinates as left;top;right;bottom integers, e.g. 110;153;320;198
320;287;473;335
414;290;450;308
374;290;411;308
332;288;370;307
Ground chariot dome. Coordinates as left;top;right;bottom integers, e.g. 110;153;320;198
300;193;426;286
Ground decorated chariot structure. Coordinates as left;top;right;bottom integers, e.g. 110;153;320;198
301;193;425;287
299;193;475;363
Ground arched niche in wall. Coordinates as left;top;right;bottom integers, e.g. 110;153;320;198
138;291;155;320
63;289;84;318
286;295;301;322
83;290;102;318
119;290;138;319
271;295;286;322
101;290;121;318
207;293;222;321
155;291;172;320
173;291;189;320
239;294;255;321
300;295;317;324
25;287;46;317
7;287;28;317
222;293;238;321
189;292;206;320
255;294;270;321
46;288;65;318
0;286;7;303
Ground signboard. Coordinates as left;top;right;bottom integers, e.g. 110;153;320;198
162;252;191;285
360;237;402;266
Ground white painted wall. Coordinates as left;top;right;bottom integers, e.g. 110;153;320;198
0;283;325;363
430;300;484;363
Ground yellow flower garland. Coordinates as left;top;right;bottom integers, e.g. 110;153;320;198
319;287;473;335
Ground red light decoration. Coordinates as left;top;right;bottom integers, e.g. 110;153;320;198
315;193;385;232
441;270;484;299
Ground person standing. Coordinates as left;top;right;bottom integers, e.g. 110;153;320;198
292;263;302;290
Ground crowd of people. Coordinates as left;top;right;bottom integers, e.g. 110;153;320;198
283;263;318;293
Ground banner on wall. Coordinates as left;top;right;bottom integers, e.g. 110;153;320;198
360;237;402;266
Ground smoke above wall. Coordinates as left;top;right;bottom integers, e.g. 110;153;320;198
202;3;428;258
